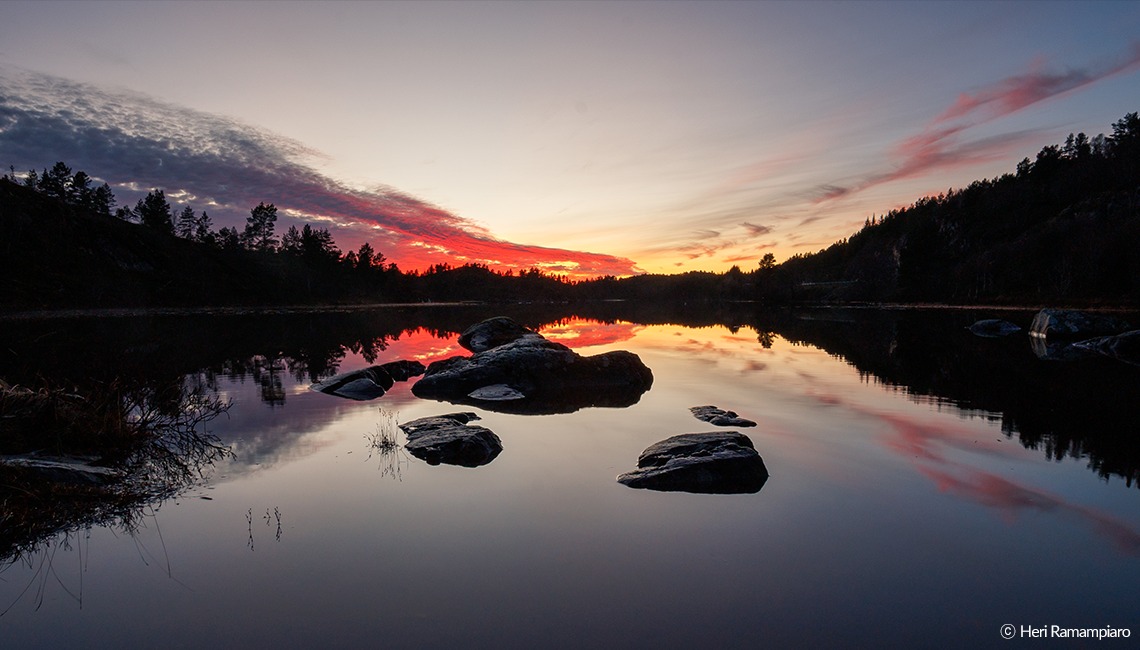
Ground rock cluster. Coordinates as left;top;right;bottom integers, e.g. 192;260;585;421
411;317;653;414
689;405;757;427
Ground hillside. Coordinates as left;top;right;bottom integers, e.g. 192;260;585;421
0;179;336;308
768;112;1140;305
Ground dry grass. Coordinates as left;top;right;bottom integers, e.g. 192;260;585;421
0;377;232;567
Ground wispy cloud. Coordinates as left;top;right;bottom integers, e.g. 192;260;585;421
934;44;1140;124
0;69;638;277
815;43;1140;203
741;222;772;237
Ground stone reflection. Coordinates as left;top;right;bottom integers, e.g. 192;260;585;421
0;376;231;566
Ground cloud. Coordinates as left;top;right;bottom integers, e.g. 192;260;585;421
813;43;1140;204
934;44;1140;124
740;222;772;237
0;69;638;278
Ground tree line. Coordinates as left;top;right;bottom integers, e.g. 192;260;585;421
4;109;1139;307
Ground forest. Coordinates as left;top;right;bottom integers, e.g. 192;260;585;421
2;110;1139;309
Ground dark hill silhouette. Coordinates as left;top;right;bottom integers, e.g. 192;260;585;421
766;112;1140;305
0;178;347;308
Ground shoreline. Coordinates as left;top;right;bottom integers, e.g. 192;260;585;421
3;299;1137;321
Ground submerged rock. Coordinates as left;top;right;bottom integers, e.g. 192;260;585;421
1072;330;1140;366
1029;336;1097;362
310;360;425;400
690;405;757;427
617;431;769;494
968;319;1021;338
398;412;502;467
467;383;527;401
412;318;653;415
1029;309;1129;339
0;454;122;486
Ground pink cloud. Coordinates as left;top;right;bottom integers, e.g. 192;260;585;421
814;43;1140;204
935;44;1140;124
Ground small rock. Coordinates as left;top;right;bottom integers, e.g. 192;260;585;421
399;413;502;467
967;319;1021;338
310;366;394;400
690;405;757;427
617;431;768;494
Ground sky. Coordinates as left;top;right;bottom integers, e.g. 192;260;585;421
1;1;1139;278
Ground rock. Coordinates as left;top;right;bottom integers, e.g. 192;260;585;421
690;405;757;427
1029;309;1130;339
412;318;653;415
458;317;543;353
380;360;426;382
310;366;394;400
617;432;769;494
1073;330;1140;366
399;413;502;467
0;454;122;485
310;360;424;400
467;384;527;401
967;319;1021;338
1029;336;1097;362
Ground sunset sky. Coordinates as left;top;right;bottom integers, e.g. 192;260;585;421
2;1;1138;277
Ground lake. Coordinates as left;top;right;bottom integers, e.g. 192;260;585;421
2;304;1138;648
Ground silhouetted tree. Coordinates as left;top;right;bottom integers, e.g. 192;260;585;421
194;211;213;244
280;224;303;255
216;226;242;250
69;170;92;206
175;205;197;239
136;189;174;234
91;183;115;217
37;162;72;200
242;202;278;252
299;224;339;265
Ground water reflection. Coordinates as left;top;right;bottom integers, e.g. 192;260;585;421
3;305;1138;489
0;376;230;567
2;305;1139;645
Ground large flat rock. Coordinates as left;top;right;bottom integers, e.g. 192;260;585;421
398;412;502;467
618;431;768;494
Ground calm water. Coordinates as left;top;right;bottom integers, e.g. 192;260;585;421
2;305;1138;648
